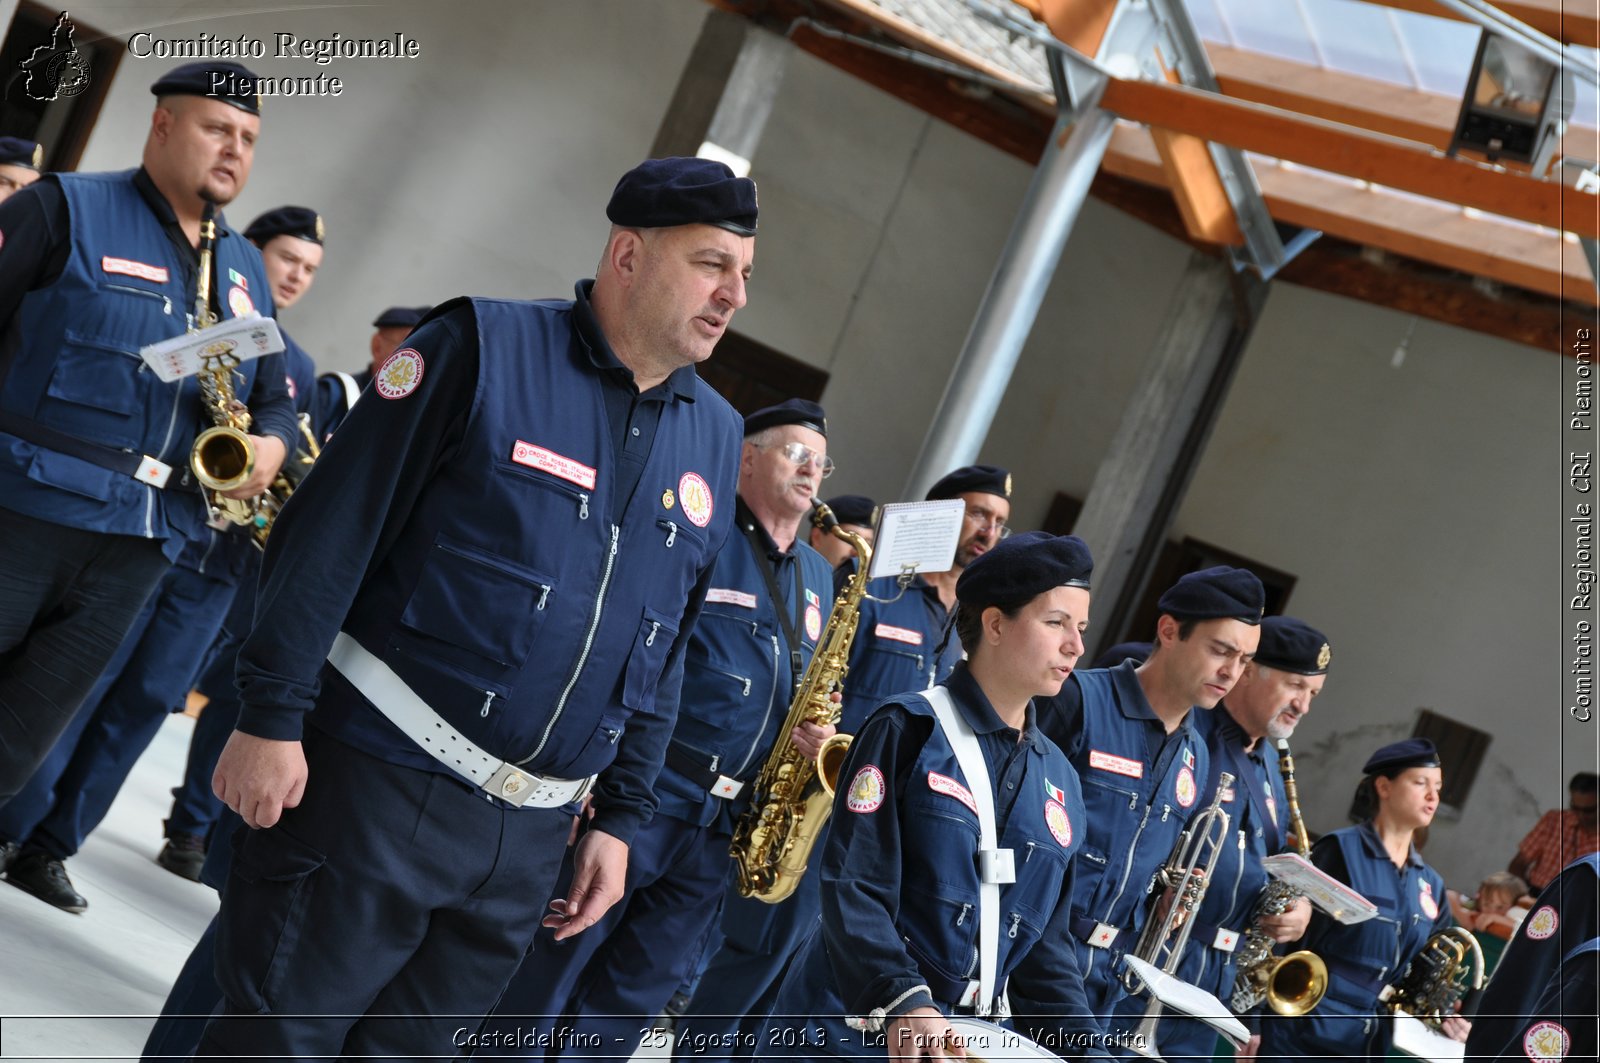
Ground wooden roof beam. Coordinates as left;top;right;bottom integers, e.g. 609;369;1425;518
1360;0;1599;50
1099;76;1597;237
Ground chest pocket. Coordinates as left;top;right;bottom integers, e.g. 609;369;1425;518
399;535;557;679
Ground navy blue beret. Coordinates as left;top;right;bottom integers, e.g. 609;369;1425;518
606;157;757;236
1363;738;1440;776
244;206;323;247
956;532;1092;608
1254;616;1331;675
0;136;42;170
744;398;826;438
1092;641;1152;670
372;306;430;329
822;494;876;527
150;61;262;116
926;464;1012;501
1157;566;1264;625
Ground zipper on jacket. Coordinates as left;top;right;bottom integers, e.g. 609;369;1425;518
956;903;972;927
1007;913;1022;939
732;635;783;778
480;690;497;718
521;523;619;764
658;519;678;547
105;283;173;316
577;492;589;520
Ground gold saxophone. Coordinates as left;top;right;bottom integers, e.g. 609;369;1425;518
188;203;316;547
1230;739;1329;1016
729;501;871;904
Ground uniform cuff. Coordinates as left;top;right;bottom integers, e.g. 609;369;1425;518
588;805;647;846
234;703;306;742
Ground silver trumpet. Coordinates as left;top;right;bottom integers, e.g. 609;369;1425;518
1122;772;1235;1061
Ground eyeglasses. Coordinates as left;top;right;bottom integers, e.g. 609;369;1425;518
756;440;835;479
964;506;1011;539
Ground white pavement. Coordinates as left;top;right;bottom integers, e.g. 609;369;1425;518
1;712;216;1060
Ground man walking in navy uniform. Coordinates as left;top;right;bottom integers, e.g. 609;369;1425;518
0;61;294;805
481;398;837;1057
1016;566;1264;1024
675;464;1013;1059
152;206;327;882
195;157;752;1058
1105;615;1329;1058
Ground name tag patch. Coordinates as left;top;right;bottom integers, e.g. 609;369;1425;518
874;623;923;645
511;441;597;490
927;771;977;814
102;256;169;283
1088;750;1143;779
706;588;757;608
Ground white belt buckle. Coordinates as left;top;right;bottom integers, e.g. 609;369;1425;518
959;980;982;1008
1088;923;1120;949
1213;928;1240;952
135;455;172;488
711;775;744;799
487;763;541;807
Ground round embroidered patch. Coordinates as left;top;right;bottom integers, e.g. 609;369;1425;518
1523;1021;1570;1062
375;347;424;400
1525;905;1559;940
678;472;714;528
846;765;886;814
805;603;822;641
227;285;254;317
1175;766;1196;808
1045;798;1072;847
1418;883;1439;921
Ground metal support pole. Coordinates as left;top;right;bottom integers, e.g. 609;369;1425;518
903;79;1116;499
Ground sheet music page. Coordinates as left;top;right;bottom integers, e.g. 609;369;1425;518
867;499;966;580
1263;852;1379;924
139;316;285;383
1121;956;1251;1046
1391;1013;1465;1063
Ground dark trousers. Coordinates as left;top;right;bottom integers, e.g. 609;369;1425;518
196;728;572;1060
0;560;235;857
164;639;242;839
0;508;169;801
674;866;823;1063
480;813;733;1059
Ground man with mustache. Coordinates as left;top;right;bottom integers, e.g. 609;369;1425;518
674;464;1013;1062
0;61;294;806
480;398;837;1058
1104;616;1330;1059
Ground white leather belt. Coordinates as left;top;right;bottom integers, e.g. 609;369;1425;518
327;631;595;809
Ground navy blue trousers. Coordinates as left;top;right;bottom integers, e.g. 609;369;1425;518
673;837;825;1063
164;636;243;839
480;812;733;1059
0;560;234;857
196;728;572;1059
0;508;169;801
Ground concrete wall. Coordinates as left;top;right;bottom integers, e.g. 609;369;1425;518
10;0;1586;885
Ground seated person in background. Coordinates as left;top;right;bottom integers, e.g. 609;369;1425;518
1447;870;1526;936
1508;771;1598;893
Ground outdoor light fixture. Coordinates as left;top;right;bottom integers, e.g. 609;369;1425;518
1448;29;1574;173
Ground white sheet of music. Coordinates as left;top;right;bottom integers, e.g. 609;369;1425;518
1391;1013;1465;1063
1121;956;1251;1047
1262;852;1379;924
866;498;966;580
139;315;284;383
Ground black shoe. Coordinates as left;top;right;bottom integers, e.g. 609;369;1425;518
4;848;88;913
0;840;19;875
156;833;207;882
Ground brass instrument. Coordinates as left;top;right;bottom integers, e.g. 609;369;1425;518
1382;926;1485;1031
1124;773;1235;1060
1230;739;1329;1016
730;502;870;904
187;202;314;546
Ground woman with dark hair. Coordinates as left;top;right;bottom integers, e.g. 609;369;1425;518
1255;739;1469;1061
756;532;1110;1061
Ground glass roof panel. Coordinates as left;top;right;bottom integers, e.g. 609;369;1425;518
1203;0;1318;65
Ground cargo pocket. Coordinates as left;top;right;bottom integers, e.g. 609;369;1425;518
399;534;557;671
41;343;144;449
25;446;120;501
215;826;327;1014
620;607;680;714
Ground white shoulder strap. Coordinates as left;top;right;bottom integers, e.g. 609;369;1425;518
924;686;1007;1017
331;371;361;411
